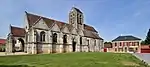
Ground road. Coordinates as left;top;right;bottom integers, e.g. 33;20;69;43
132;53;150;65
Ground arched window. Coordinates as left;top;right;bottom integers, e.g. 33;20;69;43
80;37;82;45
53;33;57;43
63;35;67;43
40;31;45;42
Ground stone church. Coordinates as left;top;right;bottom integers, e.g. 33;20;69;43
6;7;104;54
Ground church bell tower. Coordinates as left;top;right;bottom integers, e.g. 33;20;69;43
69;7;84;30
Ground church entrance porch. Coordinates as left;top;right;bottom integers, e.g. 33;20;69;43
12;38;25;53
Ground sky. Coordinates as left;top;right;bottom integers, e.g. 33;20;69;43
0;0;150;41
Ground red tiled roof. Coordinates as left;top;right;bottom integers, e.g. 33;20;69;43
0;39;6;45
83;30;103;39
26;12;98;33
25;12;41;27
25;12;102;39
11;26;25;37
42;17;55;28
26;12;67;29
84;24;98;33
55;21;66;28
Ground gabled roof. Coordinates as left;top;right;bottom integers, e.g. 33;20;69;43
83;30;103;40
25;11;41;27
42;17;55;28
25;11;102;39
25;12;98;33
84;24;98;33
10;26;25;37
112;35;141;42
25;12;66;29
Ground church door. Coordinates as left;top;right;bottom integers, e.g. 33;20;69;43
72;41;76;52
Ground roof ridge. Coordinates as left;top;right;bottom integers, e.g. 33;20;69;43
112;35;141;41
10;25;24;29
26;11;66;24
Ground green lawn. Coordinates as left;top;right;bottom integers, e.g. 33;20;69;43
0;52;147;67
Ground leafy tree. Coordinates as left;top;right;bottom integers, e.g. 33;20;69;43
104;42;112;48
104;42;112;44
144;29;150;45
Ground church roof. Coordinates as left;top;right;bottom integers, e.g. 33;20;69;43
25;12;97;32
25;12;102;39
84;24;98;33
83;30;103;39
10;25;25;37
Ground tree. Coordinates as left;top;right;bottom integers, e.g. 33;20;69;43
141;41;145;45
104;42;112;48
144;29;150;45
104;42;112;44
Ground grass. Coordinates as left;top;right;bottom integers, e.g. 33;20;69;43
0;52;147;67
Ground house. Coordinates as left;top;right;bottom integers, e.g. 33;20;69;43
103;42;113;52
112;35;141;53
6;7;104;54
0;39;6;52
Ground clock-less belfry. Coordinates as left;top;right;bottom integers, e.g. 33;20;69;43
6;7;104;54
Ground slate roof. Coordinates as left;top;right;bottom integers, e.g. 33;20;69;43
25;11;102;39
112;35;141;41
10;26;25;37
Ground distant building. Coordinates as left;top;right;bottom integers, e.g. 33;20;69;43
112;35;141;53
104;42;112;48
141;45;150;53
6;7;104;54
0;39;6;52
103;42;113;52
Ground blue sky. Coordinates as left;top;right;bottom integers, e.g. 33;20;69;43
0;0;150;41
